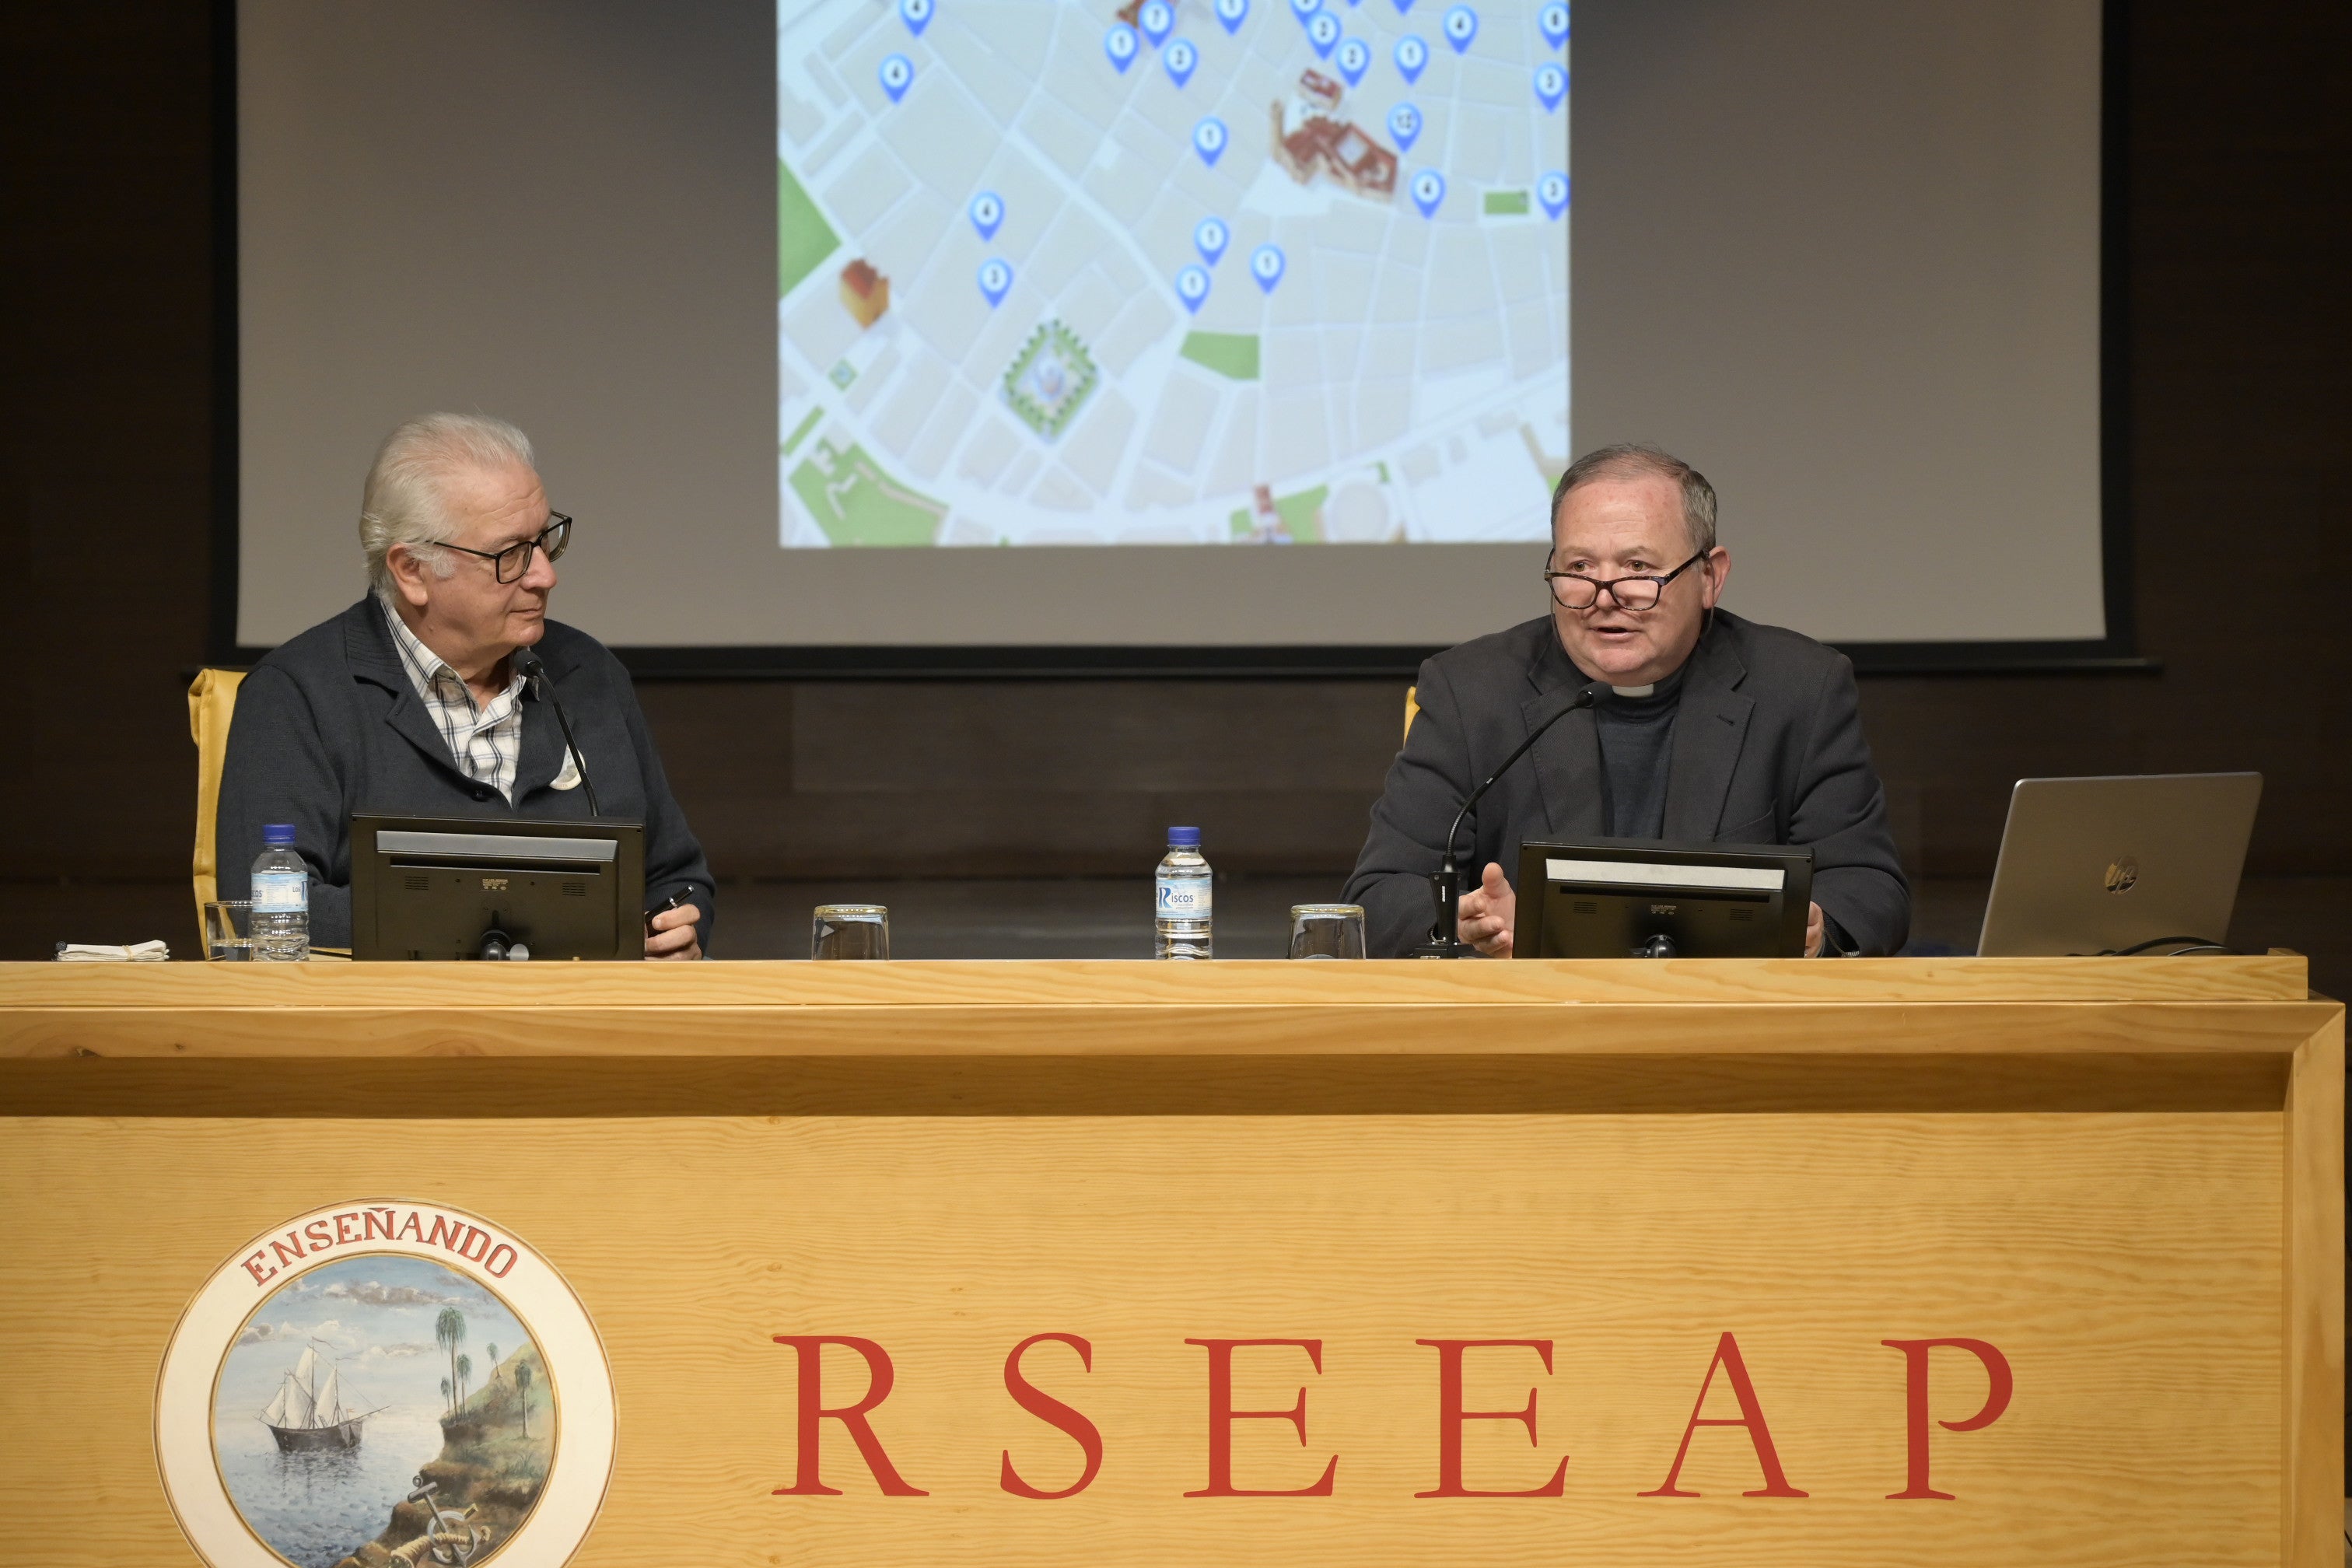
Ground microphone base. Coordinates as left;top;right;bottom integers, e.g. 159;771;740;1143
1410;938;1479;960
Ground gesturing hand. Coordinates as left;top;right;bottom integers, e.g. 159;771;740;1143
1456;862;1517;957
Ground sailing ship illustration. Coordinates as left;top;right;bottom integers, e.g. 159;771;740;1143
259;1345;383;1452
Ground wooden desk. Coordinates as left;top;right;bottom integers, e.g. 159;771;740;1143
0;958;2339;1566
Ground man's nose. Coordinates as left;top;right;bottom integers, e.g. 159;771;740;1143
521;545;558;592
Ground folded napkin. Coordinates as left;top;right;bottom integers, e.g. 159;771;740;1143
54;940;171;963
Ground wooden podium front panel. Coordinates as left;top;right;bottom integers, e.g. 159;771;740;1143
0;961;2337;1567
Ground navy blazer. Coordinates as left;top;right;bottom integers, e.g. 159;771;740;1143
215;597;715;952
1344;611;1909;957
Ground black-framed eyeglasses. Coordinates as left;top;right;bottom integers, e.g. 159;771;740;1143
1543;548;1709;611
439;514;572;583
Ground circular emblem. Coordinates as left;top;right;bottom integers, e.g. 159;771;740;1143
157;1201;613;1568
2104;858;2139;894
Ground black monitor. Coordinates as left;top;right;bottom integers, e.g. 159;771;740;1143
1512;839;1815;959
351;813;645;961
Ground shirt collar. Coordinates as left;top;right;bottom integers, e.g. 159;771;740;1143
376;591;524;707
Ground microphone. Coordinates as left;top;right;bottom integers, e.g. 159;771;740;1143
1412;683;1601;959
513;648;600;817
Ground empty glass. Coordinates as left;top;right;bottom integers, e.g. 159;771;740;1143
812;904;890;961
202;900;254;961
1289;904;1367;960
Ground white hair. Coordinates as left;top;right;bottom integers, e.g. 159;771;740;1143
359;413;537;592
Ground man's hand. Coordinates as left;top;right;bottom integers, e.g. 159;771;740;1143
646;902;702;961
1805;901;1824;958
1456;862;1517;957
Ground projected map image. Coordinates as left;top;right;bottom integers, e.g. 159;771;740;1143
776;0;1568;547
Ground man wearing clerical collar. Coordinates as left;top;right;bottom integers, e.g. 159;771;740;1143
1345;443;1909;958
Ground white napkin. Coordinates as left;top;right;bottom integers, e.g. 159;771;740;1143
54;940;171;963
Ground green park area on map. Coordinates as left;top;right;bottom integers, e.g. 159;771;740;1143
777;160;838;298
1178;331;1260;382
788;436;947;546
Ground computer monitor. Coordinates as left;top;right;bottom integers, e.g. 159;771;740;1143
351;813;646;961
1512;839;1815;959
1976;773;2261;957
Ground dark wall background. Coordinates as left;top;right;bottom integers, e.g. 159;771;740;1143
2;4;2344;952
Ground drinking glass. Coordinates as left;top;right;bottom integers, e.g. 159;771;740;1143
1289;904;1367;960
812;904;891;961
202;900;254;961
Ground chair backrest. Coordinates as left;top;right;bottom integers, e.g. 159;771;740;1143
188;668;246;943
1402;684;1420;745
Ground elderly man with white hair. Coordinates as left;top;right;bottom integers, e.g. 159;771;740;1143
216;413;712;957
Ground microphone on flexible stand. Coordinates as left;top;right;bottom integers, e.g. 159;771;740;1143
1412;683;1601;958
513;648;600;817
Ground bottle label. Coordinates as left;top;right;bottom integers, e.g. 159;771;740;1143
1157;877;1211;919
251;871;308;913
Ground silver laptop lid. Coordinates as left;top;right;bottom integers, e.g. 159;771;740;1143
1976;773;2261;957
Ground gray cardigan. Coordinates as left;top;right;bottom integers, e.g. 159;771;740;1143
215;597;715;951
1344;610;1909;957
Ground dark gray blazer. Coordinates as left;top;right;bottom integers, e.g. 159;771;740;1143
1344;611;1909;957
215;597;715;952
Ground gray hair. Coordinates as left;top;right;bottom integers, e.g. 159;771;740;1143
359;413;537;592
1549;443;1718;555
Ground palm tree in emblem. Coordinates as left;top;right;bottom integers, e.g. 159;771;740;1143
436;1307;466;1416
457;1353;473;1409
516;1362;534;1437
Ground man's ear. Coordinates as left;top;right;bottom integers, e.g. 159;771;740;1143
384;543;433;611
1701;546;1731;608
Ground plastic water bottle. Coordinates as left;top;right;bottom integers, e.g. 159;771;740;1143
1154;826;1213;960
250;824;310;962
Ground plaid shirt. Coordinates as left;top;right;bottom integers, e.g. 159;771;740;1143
377;593;527;804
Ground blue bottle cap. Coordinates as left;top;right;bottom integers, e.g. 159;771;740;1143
264;824;296;846
1167;826;1202;846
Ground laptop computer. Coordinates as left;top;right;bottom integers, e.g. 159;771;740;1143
1976;774;2261;957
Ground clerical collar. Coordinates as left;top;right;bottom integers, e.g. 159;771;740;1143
1573;662;1686;708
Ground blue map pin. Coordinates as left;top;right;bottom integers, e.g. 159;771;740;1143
1195;215;1230;266
1539;2;1569;49
1165;37;1198;86
1250;243;1286;293
1192;116;1228;166
1442;4;1477;52
1307;11;1340;56
899;0;932;37
1335;37;1370;86
1290;0;1319;21
1410;168;1445;217
1538;170;1569;220
1216;0;1249;33
1387;100;1421;152
1393;0;1414;11
1534;62;1565;111
1395;33;1427;83
1139;0;1175;45
1104;23;1139;72
968;191;1004;242
1175;264;1212;314
977;257;1013;308
877;54;914;103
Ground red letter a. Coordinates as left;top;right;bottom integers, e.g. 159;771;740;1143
772;1335;928;1496
1639;1332;1808;1498
1882;1338;2014;1499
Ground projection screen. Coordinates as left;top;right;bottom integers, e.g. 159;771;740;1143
231;0;2109;666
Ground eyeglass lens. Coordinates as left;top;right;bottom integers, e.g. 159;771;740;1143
494;517;572;582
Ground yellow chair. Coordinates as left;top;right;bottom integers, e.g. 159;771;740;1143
187;669;246;946
1402;684;1419;744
